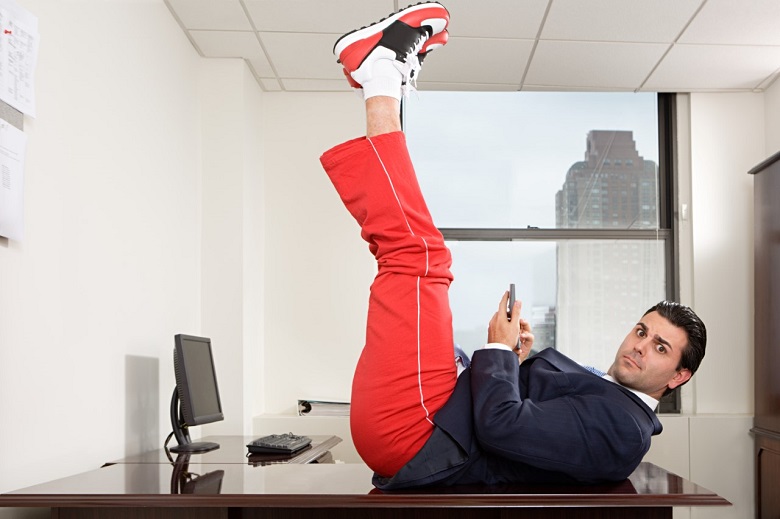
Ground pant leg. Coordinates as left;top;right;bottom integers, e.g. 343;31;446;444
320;132;457;477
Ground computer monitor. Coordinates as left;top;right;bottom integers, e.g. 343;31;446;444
168;334;224;453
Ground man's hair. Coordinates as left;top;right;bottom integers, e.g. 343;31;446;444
644;301;707;380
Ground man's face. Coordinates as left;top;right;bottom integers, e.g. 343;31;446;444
607;311;692;400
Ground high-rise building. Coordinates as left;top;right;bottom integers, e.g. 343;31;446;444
554;130;665;369
529;305;556;354
556;130;657;229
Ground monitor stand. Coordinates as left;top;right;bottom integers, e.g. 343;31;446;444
168;388;220;454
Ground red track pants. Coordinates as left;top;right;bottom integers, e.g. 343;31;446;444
320;132;457;477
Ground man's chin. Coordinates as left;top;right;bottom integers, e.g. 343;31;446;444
611;368;637;389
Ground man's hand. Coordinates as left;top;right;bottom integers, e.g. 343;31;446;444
516;316;534;363
487;291;535;363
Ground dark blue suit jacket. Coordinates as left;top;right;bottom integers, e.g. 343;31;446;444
373;347;662;489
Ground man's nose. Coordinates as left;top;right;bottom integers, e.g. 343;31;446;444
634;338;650;355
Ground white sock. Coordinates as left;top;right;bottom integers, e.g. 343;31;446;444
361;59;403;101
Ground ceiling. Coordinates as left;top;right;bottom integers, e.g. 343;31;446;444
163;0;780;93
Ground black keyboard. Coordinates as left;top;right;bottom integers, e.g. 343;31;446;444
246;433;312;454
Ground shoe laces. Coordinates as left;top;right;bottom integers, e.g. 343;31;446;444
400;31;428;97
401;53;423;97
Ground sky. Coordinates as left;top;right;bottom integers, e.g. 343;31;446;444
405;91;659;229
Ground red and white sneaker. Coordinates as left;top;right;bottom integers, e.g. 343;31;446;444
341;29;450;94
333;2;449;97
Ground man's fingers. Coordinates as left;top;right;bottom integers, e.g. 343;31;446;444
510;298;522;322
498;290;509;314
498;291;523;321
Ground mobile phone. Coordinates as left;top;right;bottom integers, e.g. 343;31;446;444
507;283;515;319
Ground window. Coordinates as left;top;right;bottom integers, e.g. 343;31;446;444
404;92;680;412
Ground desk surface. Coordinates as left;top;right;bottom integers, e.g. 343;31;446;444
107;435;342;466
1;460;730;509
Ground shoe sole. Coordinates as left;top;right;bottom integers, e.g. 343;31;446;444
333;2;449;60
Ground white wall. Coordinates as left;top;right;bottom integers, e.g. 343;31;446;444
688;93;758;519
689;93;759;416
0;1;262;517
766;79;780;151
199;59;265;436
0;0;198;491
251;92;371;463
261;92;371;416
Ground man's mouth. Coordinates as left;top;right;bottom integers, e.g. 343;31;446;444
623;355;641;369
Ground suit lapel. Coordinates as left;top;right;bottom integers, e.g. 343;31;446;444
528;348;663;435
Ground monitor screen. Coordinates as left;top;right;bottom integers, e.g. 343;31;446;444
168;334;224;453
174;334;224;426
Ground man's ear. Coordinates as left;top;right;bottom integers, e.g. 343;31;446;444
667;368;692;391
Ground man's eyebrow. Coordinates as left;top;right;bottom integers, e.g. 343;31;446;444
655;335;673;350
639;321;673;350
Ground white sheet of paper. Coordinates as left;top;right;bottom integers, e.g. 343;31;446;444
0;119;26;240
0;0;38;116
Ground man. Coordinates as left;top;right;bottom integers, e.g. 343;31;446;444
320;2;707;490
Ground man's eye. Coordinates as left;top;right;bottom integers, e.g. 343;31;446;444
656;344;666;353
637;329;646;337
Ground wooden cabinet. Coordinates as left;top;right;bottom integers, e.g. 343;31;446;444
749;150;780;519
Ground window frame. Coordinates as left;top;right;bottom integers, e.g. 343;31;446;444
404;93;682;413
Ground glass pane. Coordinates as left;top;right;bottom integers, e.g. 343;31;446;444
405;92;659;229
448;239;666;373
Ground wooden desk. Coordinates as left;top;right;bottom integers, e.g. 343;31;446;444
0;459;729;519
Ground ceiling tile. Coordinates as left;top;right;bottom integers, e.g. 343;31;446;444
166;0;251;31
679;0;780;45
643;44;780;91
542;0;703;43
190;30;264;59
445;0;548;39
421;37;534;84
260;32;343;80
525;40;668;89
244;0;395;33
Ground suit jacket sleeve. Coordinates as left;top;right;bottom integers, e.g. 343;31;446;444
469;348;651;482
